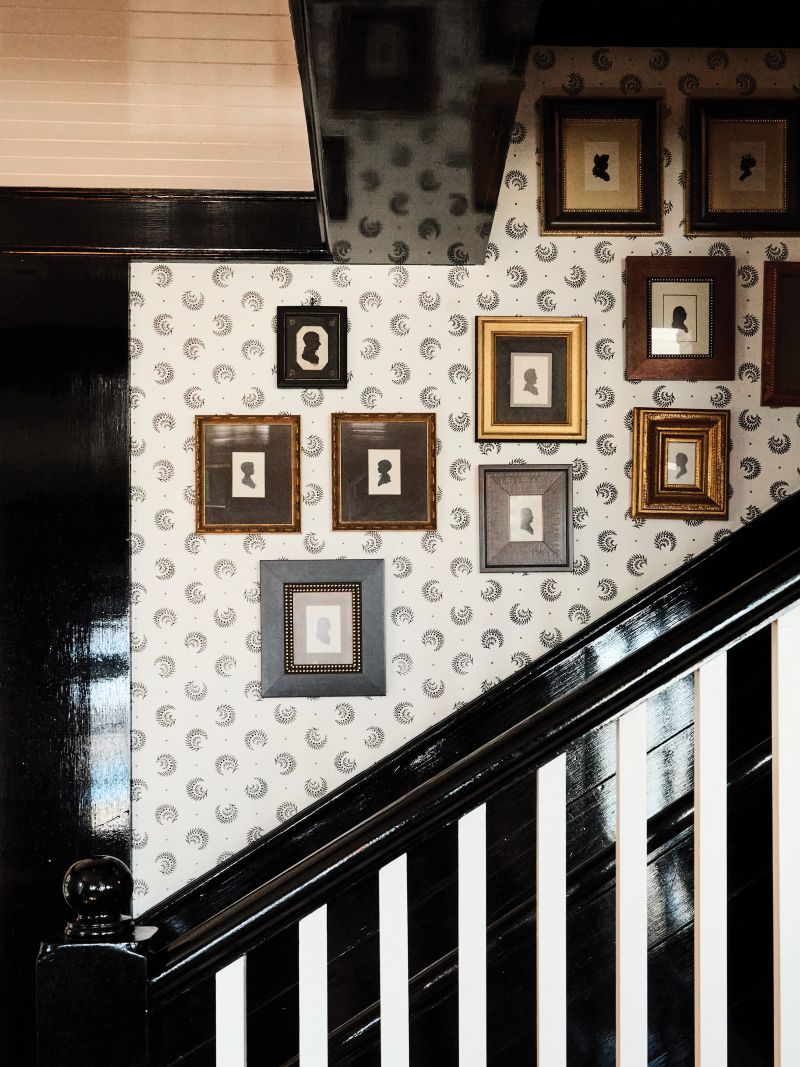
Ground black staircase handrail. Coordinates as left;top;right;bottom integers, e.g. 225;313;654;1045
141;490;800;1003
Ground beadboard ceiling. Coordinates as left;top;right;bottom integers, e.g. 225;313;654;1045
0;0;314;190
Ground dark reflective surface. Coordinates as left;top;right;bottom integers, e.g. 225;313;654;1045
0;255;130;1063
294;0;537;263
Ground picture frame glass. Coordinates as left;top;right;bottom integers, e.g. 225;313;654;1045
707;119;787;213
663;439;700;488
278;307;345;386
285;583;361;674
648;279;712;358
335;416;435;528
563;118;641;213
198;418;298;532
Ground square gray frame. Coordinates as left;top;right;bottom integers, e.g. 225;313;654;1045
260;559;385;697
479;464;573;572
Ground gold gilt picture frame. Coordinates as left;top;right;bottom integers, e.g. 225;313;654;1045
631;408;729;520
195;414;301;534
331;412;437;531
476;316;586;441
540;96;663;235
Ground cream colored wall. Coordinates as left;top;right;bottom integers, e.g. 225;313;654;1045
0;0;313;190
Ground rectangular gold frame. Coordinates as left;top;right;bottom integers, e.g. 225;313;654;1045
631;408;729;520
195;414;301;534
331;412;437;531
476;316;586;441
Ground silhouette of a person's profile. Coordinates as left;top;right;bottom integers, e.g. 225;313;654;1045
671;305;689;333
739;153;757;181
301;330;322;365
240;461;256;489
520;507;535;536
316;615;331;646
592;153;611;182
674;452;689;480
377;458;392;486
523;368;539;396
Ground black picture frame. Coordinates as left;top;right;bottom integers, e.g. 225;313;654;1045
277;306;348;389
260;559;386;697
687;98;800;235
539;96;663;236
479;464;573;572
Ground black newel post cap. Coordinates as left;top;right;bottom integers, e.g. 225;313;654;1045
63;855;136;942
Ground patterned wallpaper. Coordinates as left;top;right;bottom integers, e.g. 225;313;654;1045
130;47;800;910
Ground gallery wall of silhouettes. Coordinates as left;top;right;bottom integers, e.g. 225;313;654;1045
130;46;800;908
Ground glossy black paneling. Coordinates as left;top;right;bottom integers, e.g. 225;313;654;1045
0;190;328;258
534;1;799;44
291;0;537;264
141;489;800;999
247;924;300;1067
0;255;130;1064
327;872;380;1063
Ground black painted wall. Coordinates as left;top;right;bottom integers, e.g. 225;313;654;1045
0;256;131;1064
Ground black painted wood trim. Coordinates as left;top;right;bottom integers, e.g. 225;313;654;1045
141;489;800;1001
0;190;329;258
0;254;131;1064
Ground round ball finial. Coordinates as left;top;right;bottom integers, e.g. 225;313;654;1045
63;855;135;942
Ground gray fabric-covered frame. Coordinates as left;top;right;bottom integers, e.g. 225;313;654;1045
260;559;386;696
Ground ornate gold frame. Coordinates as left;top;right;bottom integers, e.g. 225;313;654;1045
631;408;729;520
331;412;437;530
476;316;586;441
195;414;301;534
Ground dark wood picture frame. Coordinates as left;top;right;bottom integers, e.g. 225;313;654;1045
260;559;386;697
631;408;730;520
762;261;800;405
539;96;662;236
687;98;800;235
331;413;437;531
625;256;735;381
277;305;348;388
478;464;573;573
195;414;301;534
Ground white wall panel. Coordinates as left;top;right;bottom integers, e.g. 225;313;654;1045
216;956;247;1067
379;854;410;1067
537;753;567;1067
458;805;487;1067
299;905;328;1067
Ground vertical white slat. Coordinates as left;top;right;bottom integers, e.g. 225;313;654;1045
299;905;328;1067
458;804;487;1067
773;605;800;1066
216;956;247;1067
379;854;410;1067
616;703;649;1067
694;654;728;1066
537;752;568;1067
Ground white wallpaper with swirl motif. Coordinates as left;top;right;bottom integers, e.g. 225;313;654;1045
130;46;800;910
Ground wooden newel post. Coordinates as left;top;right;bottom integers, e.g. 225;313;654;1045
36;856;150;1066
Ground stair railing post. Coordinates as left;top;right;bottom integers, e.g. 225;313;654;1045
36;856;151;1066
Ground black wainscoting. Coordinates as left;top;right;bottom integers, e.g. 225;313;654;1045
0;190;328;259
0;256;131;1063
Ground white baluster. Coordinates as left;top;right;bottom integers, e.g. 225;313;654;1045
616;703;649;1067
299;905;328;1066
694;654;728;1066
379;854;410;1067
216;955;247;1067
458;804;487;1067
537;752;567;1067
773;605;800;1066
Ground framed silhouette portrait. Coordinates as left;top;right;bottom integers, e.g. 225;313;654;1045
540;97;663;235
631;408;729;520
687;99;800;234
479;465;573;573
260;559;385;697
195;415;301;533
476;316;586;441
277;306;347;388
331;413;436;530
762;261;800;406
625;257;735;381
